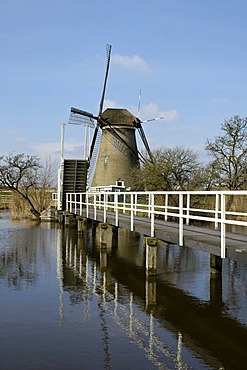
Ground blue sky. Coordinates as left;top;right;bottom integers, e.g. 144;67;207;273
1;0;247;164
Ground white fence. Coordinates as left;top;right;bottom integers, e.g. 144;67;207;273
65;190;247;258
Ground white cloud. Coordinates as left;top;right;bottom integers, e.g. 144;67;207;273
103;99;117;109
211;97;228;104
132;102;179;122
112;54;150;72
28;142;62;160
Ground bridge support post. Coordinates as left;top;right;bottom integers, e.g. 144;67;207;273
64;213;77;228
210;274;222;308
145;276;157;309
77;232;85;251
100;250;107;270
111;226;118;249
91;220;97;238
99;223;108;248
210;254;222;274
145;237;158;276
77;217;87;233
57;211;64;223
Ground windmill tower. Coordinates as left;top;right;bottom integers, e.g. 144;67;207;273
91;108;139;188
69;45;154;190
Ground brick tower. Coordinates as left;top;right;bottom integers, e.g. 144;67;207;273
91;108;139;188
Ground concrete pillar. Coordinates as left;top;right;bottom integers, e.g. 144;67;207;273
99;223;108;248
145;237;158;276
210;274;223;309
91;220;97;238
111;226;119;249
77;217;87;233
145;276;157;309
100;250;107;270
57;211;64;223
210;254;222;275
64;213;77;228
77;233;85;250
112;226;118;238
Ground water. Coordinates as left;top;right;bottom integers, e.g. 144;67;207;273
0;212;247;370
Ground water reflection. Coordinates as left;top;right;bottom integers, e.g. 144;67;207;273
59;222;247;369
58;226;193;369
0;219;56;290
1;214;247;369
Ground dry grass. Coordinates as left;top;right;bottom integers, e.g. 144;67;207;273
0;189;12;209
10;188;55;220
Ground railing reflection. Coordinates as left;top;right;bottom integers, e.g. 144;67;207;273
58;228;190;370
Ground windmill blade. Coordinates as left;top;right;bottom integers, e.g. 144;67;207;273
87;128;102;187
140;116;165;123
69;108;95;127
89;126;100;161
88;112;111;161
70;106;98;160
88;44;112;161
134;119;154;163
98;44;112;115
138;126;154;163
105;122;147;163
70;107;97;120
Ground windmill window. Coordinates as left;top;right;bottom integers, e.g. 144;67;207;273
104;156;109;165
117;179;124;186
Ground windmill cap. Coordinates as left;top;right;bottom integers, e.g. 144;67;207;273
101;108;138;128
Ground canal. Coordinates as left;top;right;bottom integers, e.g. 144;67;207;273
0;212;247;369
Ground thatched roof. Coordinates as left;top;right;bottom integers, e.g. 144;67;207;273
101;108;137;127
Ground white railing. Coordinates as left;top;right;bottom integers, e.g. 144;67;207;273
65;190;247;258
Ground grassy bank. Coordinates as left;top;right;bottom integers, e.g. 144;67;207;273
0;189;12;210
0;188;56;219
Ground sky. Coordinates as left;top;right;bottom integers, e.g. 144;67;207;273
1;0;247;165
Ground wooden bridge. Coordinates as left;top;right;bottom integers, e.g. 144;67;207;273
62;189;247;266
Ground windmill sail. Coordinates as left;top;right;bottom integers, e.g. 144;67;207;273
66;44;156;190
89;44;112;162
87;129;102;187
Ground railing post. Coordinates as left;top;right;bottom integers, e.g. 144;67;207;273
151;193;155;237
148;193;151;218
79;193;82;215
104;193;107;223
123;193;126;214
186;193;190;226
65;193;68;211
215;193;219;229
94;194;96;220
165;193;168;221
70;194;73;213
179;193;184;246
130;193;134;231
86;193;89;218
221;193;226;258
114;193;119;227
67;193;70;212
73;193;75;213
134;193;137;216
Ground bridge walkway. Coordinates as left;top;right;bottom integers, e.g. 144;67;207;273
78;207;247;264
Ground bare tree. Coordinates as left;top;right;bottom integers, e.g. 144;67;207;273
30;155;58;212
129;146;203;191
0;153;41;218
205;115;247;190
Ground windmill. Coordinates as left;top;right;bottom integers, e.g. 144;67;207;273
69;44;156;190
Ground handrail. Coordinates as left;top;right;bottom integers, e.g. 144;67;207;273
65;190;247;258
